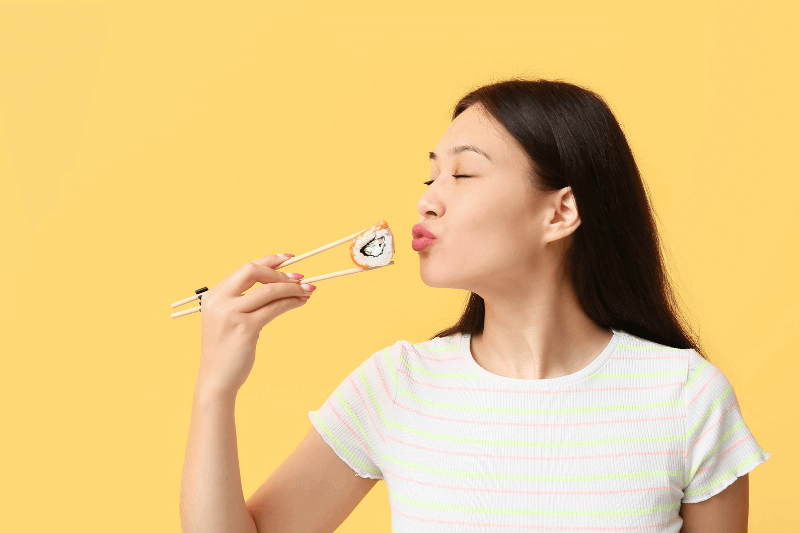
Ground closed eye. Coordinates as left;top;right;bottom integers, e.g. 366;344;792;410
423;174;472;186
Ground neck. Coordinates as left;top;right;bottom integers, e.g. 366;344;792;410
470;274;612;380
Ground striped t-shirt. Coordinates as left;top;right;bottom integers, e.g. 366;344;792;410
308;328;770;532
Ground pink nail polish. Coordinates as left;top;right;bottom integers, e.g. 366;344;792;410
279;253;295;258
286;273;304;279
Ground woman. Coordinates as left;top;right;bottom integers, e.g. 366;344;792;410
180;78;770;533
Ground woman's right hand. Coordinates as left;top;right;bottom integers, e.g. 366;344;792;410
196;254;316;398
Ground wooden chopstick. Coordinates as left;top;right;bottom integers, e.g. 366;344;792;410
297;261;393;284
169;222;391;317
171;306;203;319
170;288;208;308
272;227;369;270
169;261;394;319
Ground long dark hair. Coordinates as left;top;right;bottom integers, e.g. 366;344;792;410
429;77;707;361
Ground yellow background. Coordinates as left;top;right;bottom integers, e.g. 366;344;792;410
1;1;796;530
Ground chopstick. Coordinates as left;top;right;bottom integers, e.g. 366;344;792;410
271;228;367;270
299;261;394;284
169;261;395;319
170;222;393;318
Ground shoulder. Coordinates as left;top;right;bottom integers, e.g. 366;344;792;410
614;332;729;394
390;333;461;356
403;333;462;353
611;329;693;371
683;347;736;413
678;346;769;503
384;333;464;381
395;333;462;365
686;347;716;378
351;335;460;387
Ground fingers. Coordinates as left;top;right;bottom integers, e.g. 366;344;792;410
221;259;300;298
201;254;297;305
235;279;312;313
250;253;294;269
245;292;308;327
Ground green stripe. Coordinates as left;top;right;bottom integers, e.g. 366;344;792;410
686;385;733;439
685;419;746;485
384;453;682;482
358;357;391;425
586;370;685;379
397;386;683;415
415;340;685;354
400;352;685;381
684;449;764;498
615;343;686;352
401;356;487;379
413;343;460;352
386;418;684;448
384;346;398;395
335;387;380;463
328;347;396;469
311;410;382;477
387;486;681;517
686;358;709;390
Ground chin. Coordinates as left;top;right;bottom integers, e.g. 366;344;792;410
419;272;442;288
419;265;464;290
418;264;444;288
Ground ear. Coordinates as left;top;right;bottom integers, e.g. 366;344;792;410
544;186;581;242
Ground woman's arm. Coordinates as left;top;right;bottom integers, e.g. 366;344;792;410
179;386;257;533
680;473;749;532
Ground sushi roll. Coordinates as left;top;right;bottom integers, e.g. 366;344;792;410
350;220;395;268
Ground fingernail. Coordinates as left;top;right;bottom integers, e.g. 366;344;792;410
286;273;304;280
301;295;311;300
300;283;316;292
278;253;295;258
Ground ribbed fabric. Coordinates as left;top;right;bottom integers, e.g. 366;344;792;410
308;329;770;532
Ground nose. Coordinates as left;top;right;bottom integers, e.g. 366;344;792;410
416;189;441;220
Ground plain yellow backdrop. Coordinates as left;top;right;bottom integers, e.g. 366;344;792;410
0;0;796;531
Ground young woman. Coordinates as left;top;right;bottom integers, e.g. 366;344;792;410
180;79;770;533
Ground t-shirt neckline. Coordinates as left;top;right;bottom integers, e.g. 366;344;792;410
459;328;624;388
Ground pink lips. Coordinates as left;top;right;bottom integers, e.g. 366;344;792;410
412;223;438;251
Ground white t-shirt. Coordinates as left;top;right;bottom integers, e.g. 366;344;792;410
309;328;770;532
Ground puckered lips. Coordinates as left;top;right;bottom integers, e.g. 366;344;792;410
412;223;438;251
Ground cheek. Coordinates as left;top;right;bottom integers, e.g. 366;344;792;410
454;195;529;259
488;195;541;254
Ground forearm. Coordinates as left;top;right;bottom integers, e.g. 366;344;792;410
180;383;257;533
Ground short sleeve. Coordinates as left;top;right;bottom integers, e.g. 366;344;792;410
308;342;399;479
682;349;771;503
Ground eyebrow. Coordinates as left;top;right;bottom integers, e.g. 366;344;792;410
429;144;492;162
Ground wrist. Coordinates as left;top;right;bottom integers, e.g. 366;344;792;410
193;376;238;406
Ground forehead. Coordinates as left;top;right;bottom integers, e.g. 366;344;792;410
434;105;513;163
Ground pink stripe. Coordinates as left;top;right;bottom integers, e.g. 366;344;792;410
395;398;685;429
408;341;686;364
384;467;681;497
686;367;720;411
373;350;396;408
685;399;739;458
398;367;683;395
609;356;686;360
347;373;385;443
694;433;754;477
327;397;381;466
390;505;682;531
387;433;683;463
405;342;463;363
407;351;464;363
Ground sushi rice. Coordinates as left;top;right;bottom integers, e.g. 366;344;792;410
350;220;395;268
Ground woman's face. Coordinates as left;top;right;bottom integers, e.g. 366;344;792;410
415;103;578;296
